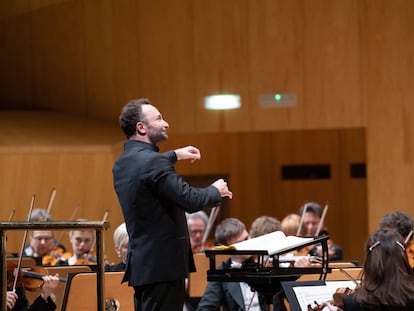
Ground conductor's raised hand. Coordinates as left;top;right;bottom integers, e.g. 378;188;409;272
212;179;233;199
174;146;201;163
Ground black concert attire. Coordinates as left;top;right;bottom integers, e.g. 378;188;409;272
113;140;222;311
11;287;56;311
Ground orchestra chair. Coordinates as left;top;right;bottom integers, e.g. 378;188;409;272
61;271;134;311
24;266;92;311
188;252;229;297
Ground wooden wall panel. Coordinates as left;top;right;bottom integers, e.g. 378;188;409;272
0;1;32;108
361;0;414;232
83;0;116;117
193;0;251;132
302;0;362;128
30;1;85;113
248;0;305;130
137;0;197;133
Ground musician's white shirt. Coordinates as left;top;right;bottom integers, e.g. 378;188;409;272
232;259;261;311
239;282;260;311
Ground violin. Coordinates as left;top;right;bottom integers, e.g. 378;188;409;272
307;287;355;311
74;250;97;265
42;246;72;266
406;241;414;268
7;262;66;291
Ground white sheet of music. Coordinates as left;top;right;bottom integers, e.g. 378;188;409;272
230;231;314;255
293;281;356;311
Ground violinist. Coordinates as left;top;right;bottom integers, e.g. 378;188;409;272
55;228;96;266
298;202;343;261
105;223;128;272
186;211;210;253
6;266;60;311
251;215;312;269
23;231;57;266
27;208;67;252
379;210;414;268
320;229;414;311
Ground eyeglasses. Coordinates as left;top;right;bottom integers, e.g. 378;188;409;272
33;236;53;242
189;230;204;237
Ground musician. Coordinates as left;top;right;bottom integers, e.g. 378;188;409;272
23;230;57;266
250;215;311;269
379;210;414;268
7;272;60;311
27;208;67;252
105;222;128;272
186;211;210;253
321;229;414;311
55;228;96;266
379;210;413;241
280;213;300;236
299;202;343;261
197;218;282;311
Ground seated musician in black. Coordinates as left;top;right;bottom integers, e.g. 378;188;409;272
105;222;128;272
197;217;284;311
7;272;60;311
298;202;344;261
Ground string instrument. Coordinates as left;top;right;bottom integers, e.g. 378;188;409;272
404;228;414;268
406;241;414;268
308;268;361;311
74;250;97;265
42;246;72;266
7;262;66;291
295;203;329;257
307;287;355;311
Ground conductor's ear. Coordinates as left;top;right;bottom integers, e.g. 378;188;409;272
136;121;146;135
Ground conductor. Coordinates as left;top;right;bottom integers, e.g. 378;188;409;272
113;98;232;311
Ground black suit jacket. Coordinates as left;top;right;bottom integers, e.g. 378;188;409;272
113;140;222;287
196;259;269;311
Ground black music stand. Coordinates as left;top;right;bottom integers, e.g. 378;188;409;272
204;235;330;308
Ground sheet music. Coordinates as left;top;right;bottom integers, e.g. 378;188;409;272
293;281;356;311
230;231;314;255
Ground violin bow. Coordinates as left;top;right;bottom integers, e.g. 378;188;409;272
404;227;414;245
55;202;80;244
202;206;220;246
13;193;35;291
296;202;308;236
45;186;57;217
102;209;109;222
315;203;329;237
8;209;16;221
339;268;360;286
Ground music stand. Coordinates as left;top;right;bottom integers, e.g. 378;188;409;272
204;235;330;307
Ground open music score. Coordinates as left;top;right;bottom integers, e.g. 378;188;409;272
282;280;358;311
204;233;331;306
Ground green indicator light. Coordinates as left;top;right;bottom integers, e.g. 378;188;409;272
274;94;282;101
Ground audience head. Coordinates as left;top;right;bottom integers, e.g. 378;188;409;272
186;211;208;251
379;211;413;242
113;223;129;264
299;202;323;237
29;208;53;221
355;229;414;307
250;216;281;238
281;213;301;236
